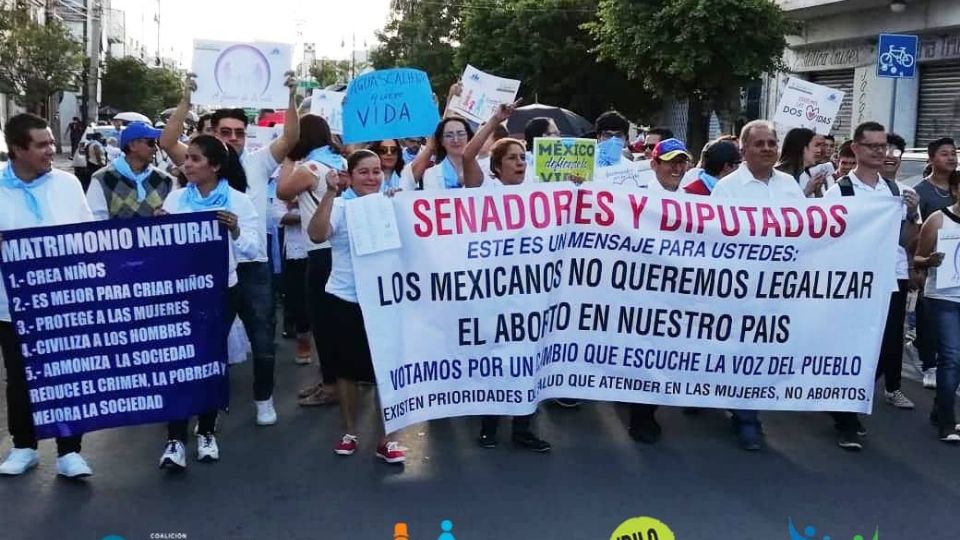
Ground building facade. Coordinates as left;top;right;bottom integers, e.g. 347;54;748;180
770;0;960;147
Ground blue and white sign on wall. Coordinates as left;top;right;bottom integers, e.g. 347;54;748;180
877;33;918;79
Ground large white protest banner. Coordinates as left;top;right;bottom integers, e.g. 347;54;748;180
310;90;345;134
350;184;900;433
450;65;521;124
773;76;845;135
191;40;292;109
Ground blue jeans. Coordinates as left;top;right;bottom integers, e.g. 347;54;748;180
930;298;960;428
236;261;276;401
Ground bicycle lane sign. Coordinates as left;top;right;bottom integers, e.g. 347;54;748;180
877;33;918;79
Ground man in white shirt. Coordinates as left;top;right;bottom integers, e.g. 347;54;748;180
710;121;801;452
159;73;301;426
712;122;803;201
0;114;95;478
824;122;921;449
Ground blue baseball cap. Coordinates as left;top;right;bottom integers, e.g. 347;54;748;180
652;138;692;162
120;121;162;149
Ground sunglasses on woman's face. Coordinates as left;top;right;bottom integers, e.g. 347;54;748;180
376;146;398;156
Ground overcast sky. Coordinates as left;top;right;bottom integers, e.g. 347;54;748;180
159;0;392;67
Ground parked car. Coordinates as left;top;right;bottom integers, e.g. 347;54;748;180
898;148;929;188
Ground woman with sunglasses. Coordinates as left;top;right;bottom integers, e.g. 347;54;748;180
157;135;259;471
369;139;406;189
306;149;406;463
420;117;476;191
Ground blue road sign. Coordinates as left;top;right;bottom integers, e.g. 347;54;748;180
877;33;919;79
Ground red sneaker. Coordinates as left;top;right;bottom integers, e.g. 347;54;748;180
334;434;358;456
376;441;406;464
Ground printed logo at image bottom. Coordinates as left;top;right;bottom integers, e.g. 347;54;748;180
789;517;878;539
393;520;456;539
611;516;675;540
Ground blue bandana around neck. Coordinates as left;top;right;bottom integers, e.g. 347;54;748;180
305;146;346;171
596;137;625;167
402;147;419;165
1;164;53;223
386;171;401;190
179;179;231;212
112;157;153;202
440;157;461;189
699;170;720;192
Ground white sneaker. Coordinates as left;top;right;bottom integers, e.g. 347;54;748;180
159;440;186;471
197;434;219;462
0;448;39;476
884;389;915;409
255;398;277;426
56;452;92;478
923;369;937;389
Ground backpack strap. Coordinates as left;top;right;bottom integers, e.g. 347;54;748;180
837;175;855;197
884;178;900;197
942;207;960;225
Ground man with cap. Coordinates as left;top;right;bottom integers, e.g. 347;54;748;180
87;121;175;220
648;138;692;193
684;140;742;196
626;138;694;444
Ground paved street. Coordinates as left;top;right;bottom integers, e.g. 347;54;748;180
0;333;957;540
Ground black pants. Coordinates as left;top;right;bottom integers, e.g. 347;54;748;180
915;291;938;371
481;414;534;436
236;262;276;401
166;286;240;442
307;249;336;385
282;258;310;334
628;404;657;429
1;322;82;456
876;280;908;392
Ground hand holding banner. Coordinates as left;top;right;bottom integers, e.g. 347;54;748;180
342;68;440;144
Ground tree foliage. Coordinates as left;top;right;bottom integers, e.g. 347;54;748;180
457;0;651;123
0;7;84;114
100;57;182;120
308;59;353;87
588;0;797;149
370;0;463;99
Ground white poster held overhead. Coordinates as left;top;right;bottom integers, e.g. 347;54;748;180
936;229;960;289
191;40;292;109
245;125;281;154
773;77;845;135
450;65;521;124
310;90;345;134
350;184;901;433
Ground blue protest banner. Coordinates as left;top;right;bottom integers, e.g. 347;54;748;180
342;68;441;144
877;33;918;79
0;212;230;439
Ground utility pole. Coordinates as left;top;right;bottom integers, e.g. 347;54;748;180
80;0;89;124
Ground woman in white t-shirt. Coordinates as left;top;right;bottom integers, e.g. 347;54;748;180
913;171;960;443
421;117;476;191
277;114;345;406
158;135;260;472
306;149;406;464
461;104;552;452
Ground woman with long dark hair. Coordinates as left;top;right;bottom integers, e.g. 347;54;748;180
158;135;259;471
307;149;406;463
276;114;343;406
776;127;827;197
